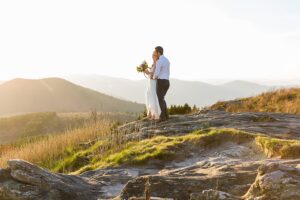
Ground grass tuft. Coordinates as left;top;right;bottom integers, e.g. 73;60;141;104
255;136;300;158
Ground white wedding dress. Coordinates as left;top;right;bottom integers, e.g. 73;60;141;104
145;67;161;119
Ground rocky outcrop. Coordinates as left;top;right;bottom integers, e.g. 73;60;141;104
190;190;239;200
118;110;300;140
1;159;300;200
1;111;300;200
118;159;300;200
243;162;300;200
0;159;102;200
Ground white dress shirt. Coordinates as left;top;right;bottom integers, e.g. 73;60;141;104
154;55;170;80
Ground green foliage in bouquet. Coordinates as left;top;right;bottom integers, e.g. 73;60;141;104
136;61;149;73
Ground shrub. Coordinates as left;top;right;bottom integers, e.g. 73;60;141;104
168;103;198;115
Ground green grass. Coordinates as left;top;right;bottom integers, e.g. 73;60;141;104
60;129;254;174
52;128;300;175
53;140;110;172
104;136;181;165
255;136;300;158
55;136;183;173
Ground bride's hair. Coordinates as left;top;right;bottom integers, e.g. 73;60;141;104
155;46;164;55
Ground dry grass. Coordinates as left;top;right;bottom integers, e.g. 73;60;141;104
0;111;138;145
255;136;300;158
0;120;112;169
210;88;300;114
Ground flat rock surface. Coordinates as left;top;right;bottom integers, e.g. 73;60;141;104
118;110;300;140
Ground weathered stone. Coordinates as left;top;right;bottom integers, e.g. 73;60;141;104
243;163;300;200
118;160;300;200
190;189;239;200
118;111;300;140
0;159;102;200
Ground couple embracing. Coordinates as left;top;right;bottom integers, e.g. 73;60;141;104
144;46;170;122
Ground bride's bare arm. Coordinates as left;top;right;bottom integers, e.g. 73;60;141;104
144;63;156;78
150;64;156;79
144;69;150;75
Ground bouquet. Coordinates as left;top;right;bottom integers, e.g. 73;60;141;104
136;60;149;73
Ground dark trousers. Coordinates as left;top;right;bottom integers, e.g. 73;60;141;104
156;79;170;120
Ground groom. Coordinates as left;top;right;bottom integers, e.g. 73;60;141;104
153;46;170;122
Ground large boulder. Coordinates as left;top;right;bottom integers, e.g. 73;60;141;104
243;162;300;200
0;159;102;200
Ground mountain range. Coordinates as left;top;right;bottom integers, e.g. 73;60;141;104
65;75;272;107
0;78;144;116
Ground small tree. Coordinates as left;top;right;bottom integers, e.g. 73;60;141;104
192;104;200;113
168;103;194;115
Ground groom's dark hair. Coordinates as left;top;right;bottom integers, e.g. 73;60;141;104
155;46;164;55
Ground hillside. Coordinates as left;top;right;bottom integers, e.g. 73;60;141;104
1;87;300;200
0;112;70;144
210;88;300;114
0;112;137;144
220;80;269;95
0;110;300;199
65;75;271;107
0;78;144;116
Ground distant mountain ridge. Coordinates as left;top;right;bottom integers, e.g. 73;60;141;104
0;78;144;116
65;75;271;107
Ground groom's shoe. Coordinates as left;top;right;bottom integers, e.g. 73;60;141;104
156;118;167;123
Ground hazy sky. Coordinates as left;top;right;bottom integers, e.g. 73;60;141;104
0;0;299;83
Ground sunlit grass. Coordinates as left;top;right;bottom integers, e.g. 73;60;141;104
211;88;300;114
65;128;300;175
0;111;138;145
255;136;300;158
0;120;112;169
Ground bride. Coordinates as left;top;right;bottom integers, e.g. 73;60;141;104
144;52;161;120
